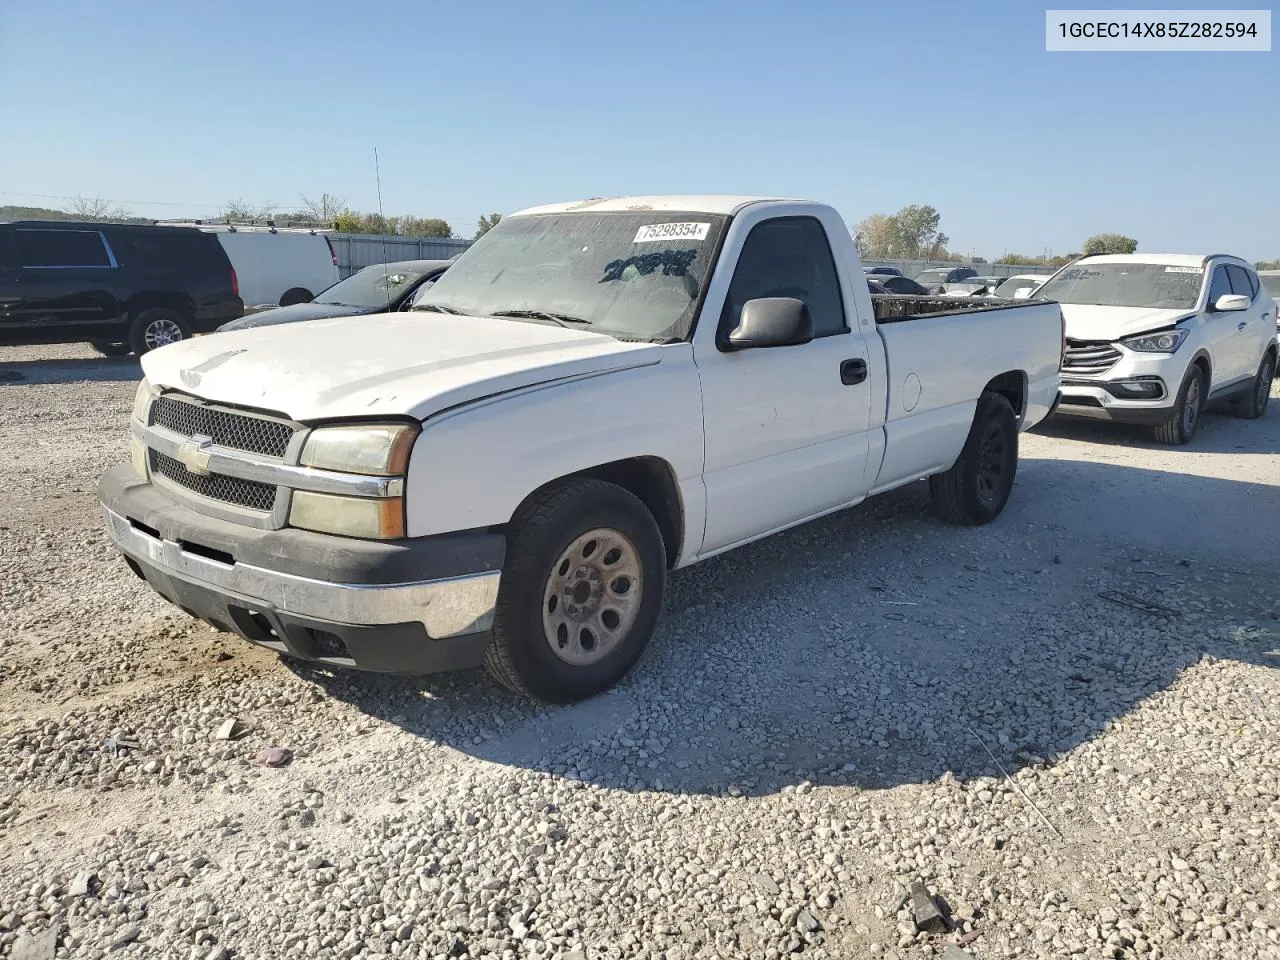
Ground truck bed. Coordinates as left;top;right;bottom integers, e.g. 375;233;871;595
871;294;1042;323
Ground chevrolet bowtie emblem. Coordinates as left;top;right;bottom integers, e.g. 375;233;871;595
177;435;214;476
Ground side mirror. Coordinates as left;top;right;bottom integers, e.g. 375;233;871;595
726;297;813;350
1213;293;1250;312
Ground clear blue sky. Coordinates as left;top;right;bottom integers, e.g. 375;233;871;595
2;0;1276;259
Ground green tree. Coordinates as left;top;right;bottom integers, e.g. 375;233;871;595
854;205;949;259
399;216;452;238
1082;233;1138;256
475;213;502;239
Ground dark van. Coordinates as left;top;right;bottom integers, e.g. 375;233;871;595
0;221;243;355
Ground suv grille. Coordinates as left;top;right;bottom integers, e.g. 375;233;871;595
151;395;295;457
150;451;278;512
1062;340;1122;376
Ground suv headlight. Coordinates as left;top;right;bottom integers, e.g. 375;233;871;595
132;378;154;422
290;423;418;539
1123;329;1187;353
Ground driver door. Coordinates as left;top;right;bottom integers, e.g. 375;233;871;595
693;214;873;555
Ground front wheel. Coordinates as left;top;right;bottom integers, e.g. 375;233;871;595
929;391;1018;525
128;308;192;355
1230;351;1275;420
1153;365;1205;445
485;478;666;703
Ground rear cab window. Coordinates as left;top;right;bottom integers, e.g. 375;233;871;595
16;229;115;268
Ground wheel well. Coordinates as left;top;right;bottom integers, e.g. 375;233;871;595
982;371;1027;418
125;292;194;322
1191;351;1212;389
523;457;684;568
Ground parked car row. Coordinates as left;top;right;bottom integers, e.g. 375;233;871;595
0;219;343;355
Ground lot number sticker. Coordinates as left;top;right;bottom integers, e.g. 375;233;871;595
1164;266;1202;274
633;222;710;243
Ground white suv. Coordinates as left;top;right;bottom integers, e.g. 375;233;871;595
1038;254;1277;444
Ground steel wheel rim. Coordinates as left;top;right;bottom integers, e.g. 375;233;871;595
145;317;184;349
1182;376;1201;435
975;422;1006;503
542;528;642;666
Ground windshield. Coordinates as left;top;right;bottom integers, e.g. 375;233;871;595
315;265;431;308
914;269;950;283
994;276;1043;298
412;212;728;341
1036;262;1204;309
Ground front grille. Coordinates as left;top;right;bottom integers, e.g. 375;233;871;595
1062;340;1122;376
150;451;277;512
151;395;295;457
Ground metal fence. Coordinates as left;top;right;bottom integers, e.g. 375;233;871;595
328;233;474;278
862;257;1057;279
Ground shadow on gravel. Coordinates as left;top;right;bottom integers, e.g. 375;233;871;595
0;356;141;385
296;465;1280;799
1031;399;1279;455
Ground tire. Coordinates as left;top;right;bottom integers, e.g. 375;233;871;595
1153;365;1205;445
1230;351;1275;420
484;478;667;703
128;308;192;356
929;392;1018;526
89;341;131;358
279;287;313;307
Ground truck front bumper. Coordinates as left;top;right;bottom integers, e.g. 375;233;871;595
98;466;504;674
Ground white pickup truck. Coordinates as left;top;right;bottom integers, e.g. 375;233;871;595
99;196;1062;702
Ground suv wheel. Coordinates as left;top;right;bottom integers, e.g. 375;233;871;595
484;478;666;703
1231;351;1275;420
1153;366;1205;445
129;308;192;355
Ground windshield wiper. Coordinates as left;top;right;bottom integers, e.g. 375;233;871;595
413;303;468;315
489;309;593;328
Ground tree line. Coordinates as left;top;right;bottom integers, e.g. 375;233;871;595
854;204;1143;267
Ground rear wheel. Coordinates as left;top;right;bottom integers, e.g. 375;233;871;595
89;341;131;357
128;308;191;355
279;287;313;307
1230;351;1275;420
484;478;666;703
1153;365;1205;445
929;392;1018;525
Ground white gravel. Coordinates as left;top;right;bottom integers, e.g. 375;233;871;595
2;344;1278;960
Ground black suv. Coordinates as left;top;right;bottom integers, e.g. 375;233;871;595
0;221;243;355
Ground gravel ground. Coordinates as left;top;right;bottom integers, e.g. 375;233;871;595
2;343;1278;960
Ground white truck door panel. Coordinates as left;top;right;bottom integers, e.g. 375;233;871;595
693;210;872;555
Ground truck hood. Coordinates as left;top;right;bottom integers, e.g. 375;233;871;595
1059;303;1193;342
141;313;661;422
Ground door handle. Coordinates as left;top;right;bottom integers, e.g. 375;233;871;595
1237;320;1248;330
840;358;868;385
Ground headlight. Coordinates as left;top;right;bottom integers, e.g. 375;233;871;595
299;423;417;476
1123;329;1187;353
130;435;148;479
289;491;405;539
132;378;153;422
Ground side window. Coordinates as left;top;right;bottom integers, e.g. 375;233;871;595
1207;265;1231;306
1225;265;1255;300
720;217;847;339
15;230;112;268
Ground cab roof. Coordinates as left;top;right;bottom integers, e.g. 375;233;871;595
510;195;798;217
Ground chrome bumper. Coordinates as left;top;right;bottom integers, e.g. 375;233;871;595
102;506;499;639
